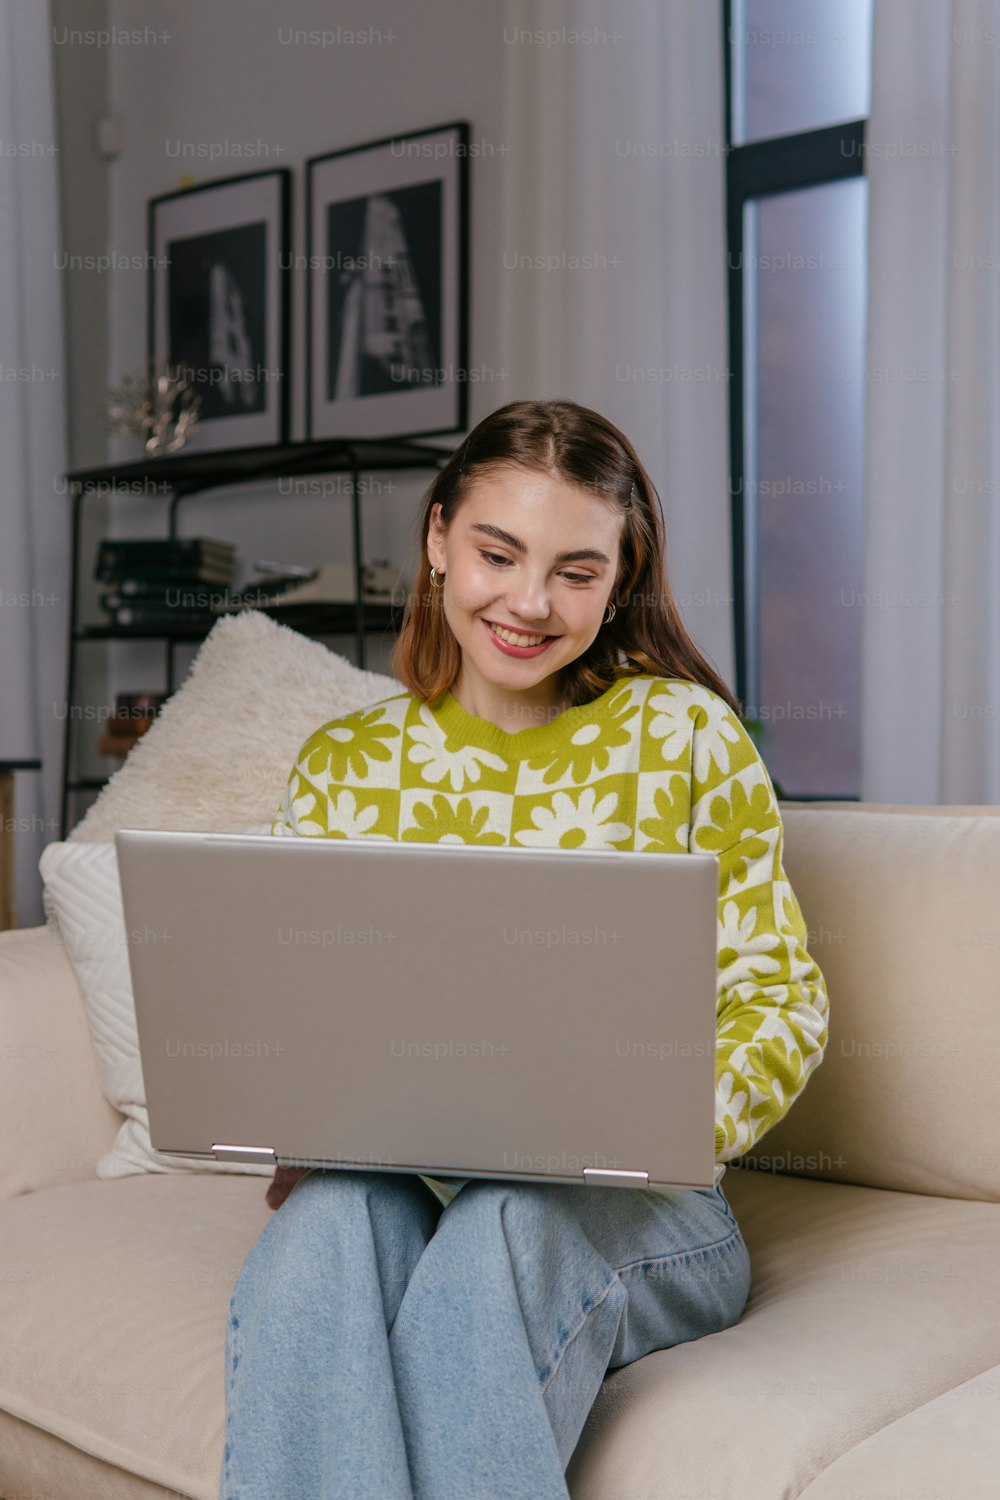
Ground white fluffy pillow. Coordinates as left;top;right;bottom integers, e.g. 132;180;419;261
42;611;403;1175
69;610;401;841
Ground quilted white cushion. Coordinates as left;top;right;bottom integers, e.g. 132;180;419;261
40;610;403;1176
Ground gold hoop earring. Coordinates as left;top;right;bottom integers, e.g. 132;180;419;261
429;567;445;588
603;601;616;624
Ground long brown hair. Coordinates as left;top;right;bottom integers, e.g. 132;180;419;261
391;398;742;716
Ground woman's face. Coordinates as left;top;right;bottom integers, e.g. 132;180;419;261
426;464;624;709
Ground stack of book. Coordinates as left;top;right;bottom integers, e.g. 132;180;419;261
96;537;236;630
97;691;167;759
216;558;409;624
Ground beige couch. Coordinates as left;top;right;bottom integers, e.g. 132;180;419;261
2;802;999;1500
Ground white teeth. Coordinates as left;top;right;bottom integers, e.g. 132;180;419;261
489;622;548;647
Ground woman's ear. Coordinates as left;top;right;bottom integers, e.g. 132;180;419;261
427;503;447;568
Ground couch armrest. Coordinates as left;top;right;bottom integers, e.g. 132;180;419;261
0;925;122;1200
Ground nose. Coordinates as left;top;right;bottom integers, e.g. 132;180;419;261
501;570;553;626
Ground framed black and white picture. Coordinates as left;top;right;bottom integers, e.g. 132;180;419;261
305;122;469;440
148;169;291;453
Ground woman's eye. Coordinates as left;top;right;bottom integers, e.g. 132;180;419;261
479;551;593;586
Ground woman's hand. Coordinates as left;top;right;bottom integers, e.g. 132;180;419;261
265;1164;309;1210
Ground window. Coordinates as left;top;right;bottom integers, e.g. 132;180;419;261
724;0;873;798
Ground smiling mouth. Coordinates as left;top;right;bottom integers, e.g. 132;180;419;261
484;620;557;647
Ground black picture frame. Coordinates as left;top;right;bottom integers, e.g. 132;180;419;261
305;122;469;440
147;168;291;453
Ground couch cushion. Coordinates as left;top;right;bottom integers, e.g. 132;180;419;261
0;1175;270;1500
752;807;1000;1201
779;800;1000;816
0;1411;177;1500
0;926;122;1201
567;1169;1000;1500
797;1363;1000;1499
2;1171;999;1500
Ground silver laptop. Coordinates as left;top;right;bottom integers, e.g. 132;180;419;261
115;830;719;1192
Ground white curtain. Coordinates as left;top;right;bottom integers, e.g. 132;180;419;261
495;0;735;687
0;0;68;926
862;0;1000;803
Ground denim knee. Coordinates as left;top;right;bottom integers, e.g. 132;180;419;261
281;1167;429;1217
439;1178;557;1239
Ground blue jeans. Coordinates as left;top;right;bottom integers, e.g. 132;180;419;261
219;1168;751;1500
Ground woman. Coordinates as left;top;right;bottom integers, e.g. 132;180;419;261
220;398;830;1500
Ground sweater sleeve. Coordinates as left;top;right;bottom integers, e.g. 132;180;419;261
269;725;334;838
687;697;830;1162
269;696;407;839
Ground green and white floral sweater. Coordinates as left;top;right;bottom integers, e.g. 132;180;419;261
271;673;830;1185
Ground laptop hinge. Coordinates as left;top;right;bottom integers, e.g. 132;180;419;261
212;1143;277;1166
583;1168;649;1189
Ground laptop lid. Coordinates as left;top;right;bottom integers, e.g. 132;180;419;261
115;830;719;1191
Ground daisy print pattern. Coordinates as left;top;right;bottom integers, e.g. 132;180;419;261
324;788;390;840
406;704;509;792
692;779;776;894
647;681;743;779
270;779;324;838
713;1069;756;1157
636;773;690;853
717;899;783;985
402;794;506;845
515;786;632;850
312;705;401;784
527;683;639;786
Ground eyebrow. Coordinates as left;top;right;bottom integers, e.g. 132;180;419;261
469;522;612;566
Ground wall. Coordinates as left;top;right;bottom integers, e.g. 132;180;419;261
95;0;509;724
52;0;110;471
6;0;111;924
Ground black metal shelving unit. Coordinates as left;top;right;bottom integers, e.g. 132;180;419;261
61;435;454;837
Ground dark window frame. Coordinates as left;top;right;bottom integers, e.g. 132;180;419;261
722;0;867;727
